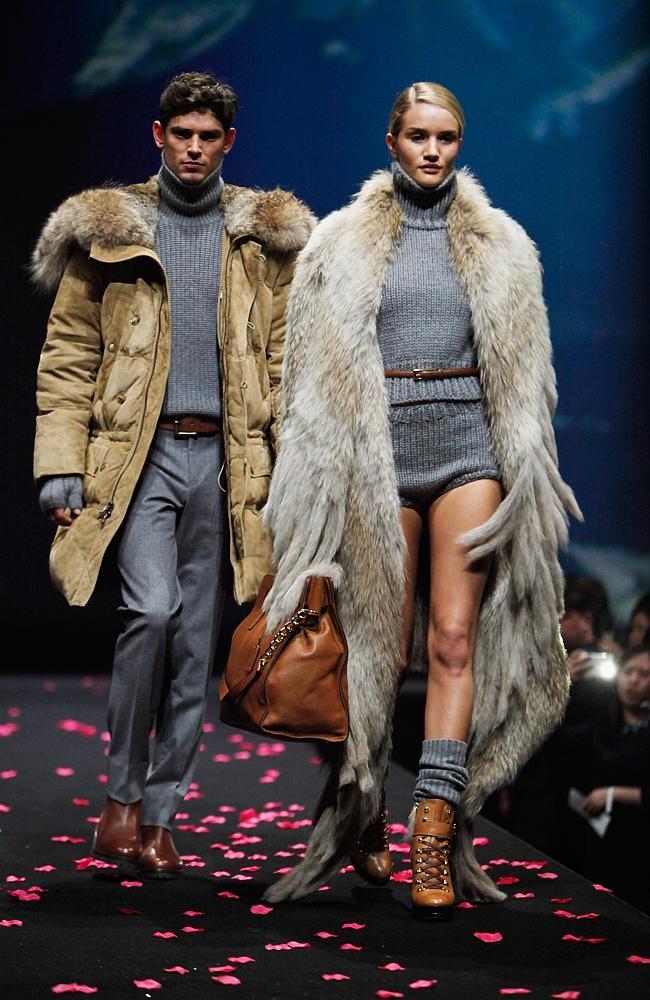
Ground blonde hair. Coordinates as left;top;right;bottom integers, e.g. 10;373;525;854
388;82;465;138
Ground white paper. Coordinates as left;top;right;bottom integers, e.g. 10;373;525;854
568;787;611;838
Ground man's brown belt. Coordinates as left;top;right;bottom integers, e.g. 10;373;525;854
158;416;222;438
383;367;479;380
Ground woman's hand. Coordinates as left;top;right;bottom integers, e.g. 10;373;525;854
583;787;609;814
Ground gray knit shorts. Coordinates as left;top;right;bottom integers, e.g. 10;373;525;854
389;400;501;511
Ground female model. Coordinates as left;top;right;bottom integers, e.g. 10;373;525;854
262;83;580;918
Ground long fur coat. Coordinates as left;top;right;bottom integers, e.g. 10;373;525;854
262;168;581;903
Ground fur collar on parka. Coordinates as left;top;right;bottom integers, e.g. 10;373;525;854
31;176;316;290
261;168;581;904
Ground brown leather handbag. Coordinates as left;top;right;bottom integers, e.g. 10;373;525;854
219;575;349;743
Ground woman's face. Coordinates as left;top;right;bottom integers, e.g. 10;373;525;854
387;103;462;188
617;651;650;711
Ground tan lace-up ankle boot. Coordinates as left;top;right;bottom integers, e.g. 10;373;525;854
410;798;456;920
350;802;392;886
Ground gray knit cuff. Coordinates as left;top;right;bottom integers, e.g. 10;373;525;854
38;475;84;514
414;738;469;807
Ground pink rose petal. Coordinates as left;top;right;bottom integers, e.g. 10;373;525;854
51;986;98;995
592;883;613;892
379;963;406;971
499;991;531;996
496;876;520;885
211;976;241;985
340;943;362;951
164;967;189;974
153;931;177;939
51;836;86;844
409;981;438;989
1;770;17;779
456;901;476;909
322;974;350;981
551;898;573;904
210;965;236;972
627;955;650;964
228;957;255;965
182;910;204;916
474;932;503;943
34;866;57;873
120;880;143;888
376;992;404;999
513;893;534;899
0;920;23;927
250;904;273;915
551;993;581;999
56;768;75;777
472;836;489;846
133;980;162;990
315;931;338;939
537;872;558;879
181;926;205;933
342;922;365;930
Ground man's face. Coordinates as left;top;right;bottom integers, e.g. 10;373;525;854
152;109;236;185
559;608;594;651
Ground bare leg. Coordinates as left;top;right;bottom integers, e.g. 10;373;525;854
425;479;502;740
399;506;425;675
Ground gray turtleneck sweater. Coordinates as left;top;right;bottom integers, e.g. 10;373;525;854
156;158;224;419
377;162;481;405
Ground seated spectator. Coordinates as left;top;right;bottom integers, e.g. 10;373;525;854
556;645;650;913
626;592;650;650
560;574;618;725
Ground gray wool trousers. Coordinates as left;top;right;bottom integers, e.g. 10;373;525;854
106;429;225;829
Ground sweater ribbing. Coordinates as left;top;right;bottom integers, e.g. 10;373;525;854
156;158;224;419
377;162;481;405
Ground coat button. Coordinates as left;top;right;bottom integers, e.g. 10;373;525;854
107;342;115;352
241;380;248;389
247;321;255;330
130;314;140;325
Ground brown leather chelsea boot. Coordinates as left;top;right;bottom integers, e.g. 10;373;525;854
92;797;142;867
139;826;183;879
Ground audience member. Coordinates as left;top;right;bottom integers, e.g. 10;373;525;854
555;644;650;912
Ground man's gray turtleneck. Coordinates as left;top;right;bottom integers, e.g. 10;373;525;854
377;161;481;405
156;157;224;419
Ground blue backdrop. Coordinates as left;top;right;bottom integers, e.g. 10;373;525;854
9;0;650;629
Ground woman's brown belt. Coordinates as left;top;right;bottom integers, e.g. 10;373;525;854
383;367;479;380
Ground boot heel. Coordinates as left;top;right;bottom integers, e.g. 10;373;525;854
412;903;453;922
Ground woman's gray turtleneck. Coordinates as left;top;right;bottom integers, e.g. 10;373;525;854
377;161;481;405
156;156;224;419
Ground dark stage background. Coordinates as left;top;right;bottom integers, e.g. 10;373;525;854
4;0;650;670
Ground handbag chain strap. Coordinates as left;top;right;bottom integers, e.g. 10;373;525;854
258;607;320;671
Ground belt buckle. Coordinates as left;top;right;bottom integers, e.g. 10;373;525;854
412;369;425;381
174;419;198;439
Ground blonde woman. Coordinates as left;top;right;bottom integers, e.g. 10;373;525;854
262;83;580;919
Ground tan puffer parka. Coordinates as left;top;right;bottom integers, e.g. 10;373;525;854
32;177;315;606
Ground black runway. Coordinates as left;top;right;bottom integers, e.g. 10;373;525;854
1;674;648;1000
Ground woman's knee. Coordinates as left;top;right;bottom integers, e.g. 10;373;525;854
428;622;472;676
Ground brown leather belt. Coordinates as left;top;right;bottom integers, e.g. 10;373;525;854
384;367;479;380
158;416;222;438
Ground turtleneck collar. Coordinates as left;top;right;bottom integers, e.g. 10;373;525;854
157;155;224;217
391;160;456;229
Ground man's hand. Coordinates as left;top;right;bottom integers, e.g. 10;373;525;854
39;475;84;526
567;648;592;680
583;787;609;815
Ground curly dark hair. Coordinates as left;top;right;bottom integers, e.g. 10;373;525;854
159;71;239;130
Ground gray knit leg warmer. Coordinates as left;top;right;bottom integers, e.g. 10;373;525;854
413;739;469;807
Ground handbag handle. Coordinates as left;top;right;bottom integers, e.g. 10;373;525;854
225;606;320;704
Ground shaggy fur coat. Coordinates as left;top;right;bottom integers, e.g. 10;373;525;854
262;168;581;903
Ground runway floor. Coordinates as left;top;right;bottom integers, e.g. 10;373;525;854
0;674;648;1000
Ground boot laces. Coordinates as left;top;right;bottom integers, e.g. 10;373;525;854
413;834;451;889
